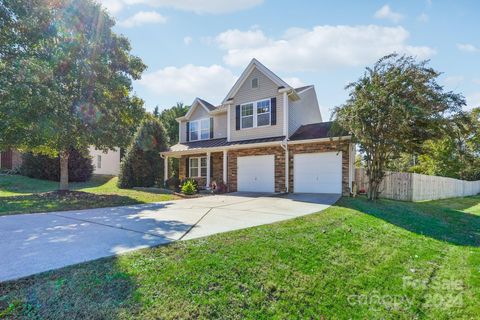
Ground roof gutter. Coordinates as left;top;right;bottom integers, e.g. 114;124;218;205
161;135;352;157
160;140;285;157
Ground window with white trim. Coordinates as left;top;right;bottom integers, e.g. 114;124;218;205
256;99;270;126
240;99;271;129
241;103;254;129
189;118;210;141
189;156;207;177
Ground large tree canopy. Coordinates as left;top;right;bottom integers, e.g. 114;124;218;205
390;108;480;181
333;54;466;200
0;0;146;190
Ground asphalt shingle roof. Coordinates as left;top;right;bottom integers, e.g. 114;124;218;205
289;121;346;141
169;136;285;152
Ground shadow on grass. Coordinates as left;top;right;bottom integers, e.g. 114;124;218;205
0;191;143;215
0;257;140;319
337;196;480;247
0;174;114;195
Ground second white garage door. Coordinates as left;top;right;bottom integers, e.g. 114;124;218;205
294;152;342;194
237;155;275;192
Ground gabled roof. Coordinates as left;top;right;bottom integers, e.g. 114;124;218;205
197;98;216;111
181;97;217;121
222;58;293;104
294;85;314;94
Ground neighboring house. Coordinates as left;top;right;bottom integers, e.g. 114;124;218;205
88;147;121;176
0;148;23;170
0;148;121;176
161;59;355;195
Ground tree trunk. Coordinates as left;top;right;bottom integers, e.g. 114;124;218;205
367;179;381;201
59;150;70;191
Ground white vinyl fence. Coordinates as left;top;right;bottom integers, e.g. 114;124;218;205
355;168;480;201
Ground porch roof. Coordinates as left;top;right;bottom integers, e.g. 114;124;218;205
167;136;286;153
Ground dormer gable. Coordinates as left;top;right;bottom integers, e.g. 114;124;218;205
222;59;297;104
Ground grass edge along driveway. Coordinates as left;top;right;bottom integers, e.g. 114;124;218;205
0;195;479;319
0;175;178;216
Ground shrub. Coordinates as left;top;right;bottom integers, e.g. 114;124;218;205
118;117;168;188
181;179;197;195
180;178;199;192
165;176;181;192
21;148;93;182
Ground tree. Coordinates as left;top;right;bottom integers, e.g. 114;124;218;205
21;147;93;182
408;108;480;180
157;102;189;144
332;54;466;200
156;102;189;177
118;117;169;188
0;0;146;190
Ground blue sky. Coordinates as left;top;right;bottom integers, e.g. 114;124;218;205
100;0;480;119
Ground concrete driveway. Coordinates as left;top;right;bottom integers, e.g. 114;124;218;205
0;193;339;282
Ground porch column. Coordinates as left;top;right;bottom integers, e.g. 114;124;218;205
223;150;227;183
163;156;168;186
206;152;211;189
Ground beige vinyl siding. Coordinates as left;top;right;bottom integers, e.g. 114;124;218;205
179;102;227;143
229;67;284;141
288;87;322;137
214;113;227;139
179;120;186;143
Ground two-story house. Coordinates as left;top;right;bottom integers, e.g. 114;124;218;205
161;59;355;195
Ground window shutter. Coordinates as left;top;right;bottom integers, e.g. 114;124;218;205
210;157;213;179
210;117;214;139
186;122;190;142
235;105;240;130
271;97;277;125
185;157;189;177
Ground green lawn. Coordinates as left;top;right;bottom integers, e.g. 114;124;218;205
0;175;178;215
1;195;479;319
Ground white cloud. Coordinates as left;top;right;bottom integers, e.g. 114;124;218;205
374;5;404;23
457;43;480;53
417;13;429;22
99;0;124;14
118;11;167;27
443;75;464;87
466;92;480;109
215;28;268;50
283;77;305;88
183;36;193;45
100;0;262;15
138;64;237;103
216;25;436;72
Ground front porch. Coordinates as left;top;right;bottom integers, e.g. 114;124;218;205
163;150;228;190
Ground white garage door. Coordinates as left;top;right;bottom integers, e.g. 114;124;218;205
237;155;275;193
294;152;342;194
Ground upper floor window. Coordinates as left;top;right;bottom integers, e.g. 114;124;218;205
189;118;210;141
257;99;270;126
251;77;258;88
240;99;271;129
241;103;254;129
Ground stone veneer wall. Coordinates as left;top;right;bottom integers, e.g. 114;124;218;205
177;140;351;195
227;146;286;193
178;152;224;188
288;141;350;195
